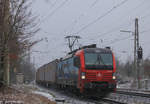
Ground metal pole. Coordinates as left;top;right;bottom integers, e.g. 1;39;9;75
135;18;140;89
134;19;137;82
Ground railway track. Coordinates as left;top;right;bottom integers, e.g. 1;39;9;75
89;89;150;104
116;89;150;98
92;98;127;104
84;89;150;104
37;84;150;104
106;89;150;104
117;88;150;93
37;84;128;104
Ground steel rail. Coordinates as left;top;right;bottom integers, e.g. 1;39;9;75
91;98;127;104
117;88;150;93
116;90;150;98
101;98;127;104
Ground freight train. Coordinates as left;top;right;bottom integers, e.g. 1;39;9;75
36;44;116;94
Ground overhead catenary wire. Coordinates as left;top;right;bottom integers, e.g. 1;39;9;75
90;20;133;39
93;0;148;38
65;0;100;34
39;0;59;23
90;0;99;8
80;18;134;44
68;0;150;50
41;0;149;48
43;0;59;17
73;0;129;34
84;0;150;44
80;0;148;40
40;0;69;24
104;35;133;46
104;28;150;46
74;0;148;41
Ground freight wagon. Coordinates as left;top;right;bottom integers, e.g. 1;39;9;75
36;59;58;86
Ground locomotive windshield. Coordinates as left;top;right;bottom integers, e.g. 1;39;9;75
85;53;113;70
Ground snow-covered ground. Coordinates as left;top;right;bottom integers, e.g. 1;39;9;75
33;91;55;101
34;84;95;104
0;85;56;104
32;79;150;104
20;81;95;104
12;79;149;104
117;79;150;91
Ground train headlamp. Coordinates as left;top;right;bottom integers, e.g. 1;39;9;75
112;73;116;80
112;76;116;80
81;72;86;79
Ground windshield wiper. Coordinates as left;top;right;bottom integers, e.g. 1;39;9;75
98;55;108;68
93;55;99;65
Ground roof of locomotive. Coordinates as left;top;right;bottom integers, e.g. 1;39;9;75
83;48;112;53
61;48;112;60
61;44;112;61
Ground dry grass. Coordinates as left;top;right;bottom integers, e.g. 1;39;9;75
0;86;56;104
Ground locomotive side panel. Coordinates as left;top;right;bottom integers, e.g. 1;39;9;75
57;57;78;86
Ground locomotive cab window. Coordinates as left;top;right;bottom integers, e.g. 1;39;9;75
84;52;113;70
73;56;80;68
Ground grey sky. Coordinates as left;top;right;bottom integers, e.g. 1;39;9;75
31;0;150;68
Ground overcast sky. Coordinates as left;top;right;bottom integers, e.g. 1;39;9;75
30;0;150;68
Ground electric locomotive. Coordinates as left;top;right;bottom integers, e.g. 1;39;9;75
36;44;116;95
56;44;116;93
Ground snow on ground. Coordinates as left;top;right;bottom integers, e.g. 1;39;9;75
12;80;92;104
14;79;150;104
32;91;55;101
33;84;95;104
117;79;150;92
0;86;56;104
117;82;132;89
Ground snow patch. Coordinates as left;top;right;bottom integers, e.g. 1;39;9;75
32;91;55;101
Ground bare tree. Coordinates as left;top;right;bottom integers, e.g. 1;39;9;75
0;0;39;86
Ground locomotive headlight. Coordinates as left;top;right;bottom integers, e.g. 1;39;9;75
112;76;116;80
81;72;86;79
112;73;116;80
